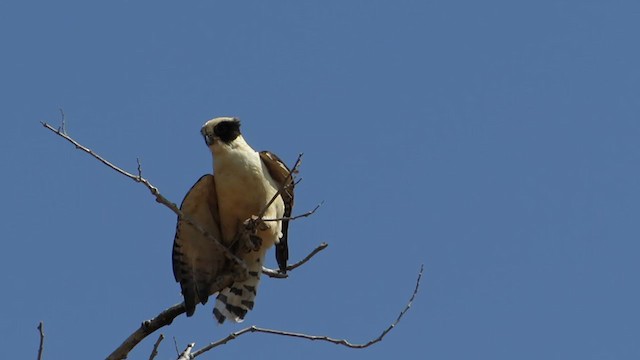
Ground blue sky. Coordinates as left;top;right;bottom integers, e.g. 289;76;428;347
2;1;640;359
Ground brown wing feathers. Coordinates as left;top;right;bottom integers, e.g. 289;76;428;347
259;151;295;273
173;152;294;317
172;174;224;316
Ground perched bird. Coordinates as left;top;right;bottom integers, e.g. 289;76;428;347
172;117;294;323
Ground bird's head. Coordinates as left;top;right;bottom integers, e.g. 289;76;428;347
201;117;242;148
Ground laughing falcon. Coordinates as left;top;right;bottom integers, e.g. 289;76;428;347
172;117;294;323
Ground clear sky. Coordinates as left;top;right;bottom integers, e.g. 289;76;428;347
2;1;639;359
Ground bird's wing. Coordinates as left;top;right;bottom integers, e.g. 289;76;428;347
259;151;295;273
172;174;225;316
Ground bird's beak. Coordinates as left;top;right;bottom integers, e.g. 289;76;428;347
203;133;215;146
203;134;213;146
202;129;215;146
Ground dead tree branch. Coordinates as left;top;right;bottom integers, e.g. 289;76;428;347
148;334;164;360
262;201;324;222
40;121;245;271
41;119;345;359
262;242;329;279
58;108;66;134
37;322;45;360
172;337;180;356
287;242;330;272
188;264;424;358
105;242;326;359
107;303;185;360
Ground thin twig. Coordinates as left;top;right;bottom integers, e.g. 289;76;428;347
106;303;185;360
173;337;180;356
262;242;329;279
40;122;244;270
262;201;323;222
37;322;44;360
58;108;66;134
286;242;329;272
148;334;164;360
256;153;303;221
261;267;288;278
191;265;424;357
136;158;143;179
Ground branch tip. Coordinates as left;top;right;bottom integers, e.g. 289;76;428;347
263;242;328;278
37;321;45;360
191;265;423;357
136;157;143;179
148;334;164;360
58;107;66;134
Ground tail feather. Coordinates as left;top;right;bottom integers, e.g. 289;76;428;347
214;251;264;324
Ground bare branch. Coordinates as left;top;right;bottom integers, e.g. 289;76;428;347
260;267;287;278
41;122;244;359
106;252;323;358
106;303;185;360
262;201;323;222
262;242;329;279
177;343;195;360
42;121;138;180
37;322;44;360
172;337;180;356
363;264;424;347
42;121;331;358
192;265;423;357
287;242;329;272
148;334;164;360
58;108;66;134
40;121;245;271
136;157;143;179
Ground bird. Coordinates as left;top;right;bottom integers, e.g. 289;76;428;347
172;117;294;323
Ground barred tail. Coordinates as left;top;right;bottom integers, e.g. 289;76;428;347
213;251;263;324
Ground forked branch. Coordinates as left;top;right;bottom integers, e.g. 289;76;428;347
262;242;329;279
148;334;164;360
104;240;326;360
40;122;245;271
41;120;325;360
262;201;324;223
37;322;44;360
42;119;418;360
187;265;424;358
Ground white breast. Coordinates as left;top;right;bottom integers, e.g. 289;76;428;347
213;140;284;247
